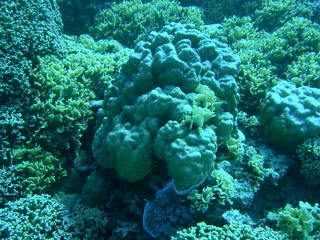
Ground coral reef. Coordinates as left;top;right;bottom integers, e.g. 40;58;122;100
1;1;320;239
92;22;240;192
0;0;63;160
90;0;203;47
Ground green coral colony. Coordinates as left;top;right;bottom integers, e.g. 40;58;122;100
1;0;320;239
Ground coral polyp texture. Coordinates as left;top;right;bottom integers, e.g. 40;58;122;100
172;221;288;240
92;23;240;193
0;0;63;160
296;137;320;182
260;81;320;152
0;0;63;102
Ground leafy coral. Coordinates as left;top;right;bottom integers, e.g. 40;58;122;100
90;0;203;47
273;17;320;60
268;201;320;240
23;35;130;159
187;168;235;212
0;0;63;160
189;0;261;24
204;13;320;114
253;0;314;31
10;147;67;194
0;147;67;205
218;139;268;192
26;55;94;158
285;52;320;88
60;35;132;99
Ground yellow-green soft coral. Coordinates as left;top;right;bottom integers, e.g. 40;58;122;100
181;84;222;132
225;137;246;158
90;0;203;47
204;13;320;114
268;201;320;240
254;0;314;31
25;35;130;159
245;146;268;190
0;0;63;160
187;168;235;212
187;0;261;24
286;52;320;88
60;35;132;98
220;139;268;191
27;57;94;158
10;147;67;194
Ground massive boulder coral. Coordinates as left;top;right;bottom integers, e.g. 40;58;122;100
260;81;320;152
92;23;240;193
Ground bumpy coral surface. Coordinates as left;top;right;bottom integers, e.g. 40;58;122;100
92;23;240;193
260;81;320;152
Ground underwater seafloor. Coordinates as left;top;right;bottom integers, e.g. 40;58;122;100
1;0;320;239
